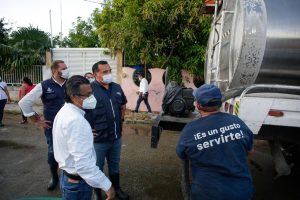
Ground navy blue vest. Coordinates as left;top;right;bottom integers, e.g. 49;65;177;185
41;78;66;123
85;81;127;143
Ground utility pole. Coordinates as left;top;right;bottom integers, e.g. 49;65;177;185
49;10;53;47
60;0;63;46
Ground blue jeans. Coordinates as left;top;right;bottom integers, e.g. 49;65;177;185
45;128;58;167
60;171;92;200
94;138;122;175
134;93;152;112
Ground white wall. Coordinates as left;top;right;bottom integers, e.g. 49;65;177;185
47;48;118;82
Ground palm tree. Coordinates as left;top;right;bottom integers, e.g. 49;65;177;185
0;26;51;71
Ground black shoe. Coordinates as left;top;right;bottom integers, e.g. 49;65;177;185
109;174;129;200
116;188;129;200
19;120;28;124
47;177;58;190
0;123;4;127
47;164;58;190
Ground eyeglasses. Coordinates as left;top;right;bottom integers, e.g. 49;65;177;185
76;93;93;99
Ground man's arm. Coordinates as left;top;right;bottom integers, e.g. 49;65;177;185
3;86;11;102
66;120;114;194
176;131;188;159
18;83;51;128
19;85;26;100
121;105;126;121
248;148;255;156
120;86;127;121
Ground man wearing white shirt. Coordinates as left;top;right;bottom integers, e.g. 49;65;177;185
53;75;115;200
134;72;152;113
18;60;69;190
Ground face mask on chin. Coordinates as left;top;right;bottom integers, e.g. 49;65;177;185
102;73;112;84
81;94;97;109
61;69;70;79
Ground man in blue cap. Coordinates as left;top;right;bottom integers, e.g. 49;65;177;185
176;84;254;200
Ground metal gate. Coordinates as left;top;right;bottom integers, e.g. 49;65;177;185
0;65;43;86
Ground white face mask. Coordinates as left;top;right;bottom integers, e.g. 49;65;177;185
102;73;112;84
61;69;70;79
88;78;95;83
82;94;97;109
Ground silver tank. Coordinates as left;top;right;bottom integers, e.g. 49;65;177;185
205;0;300;92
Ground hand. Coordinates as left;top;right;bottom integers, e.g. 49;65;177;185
105;186;115;200
92;129;98;138
35;117;52;129
7;98;12;103
136;91;139;95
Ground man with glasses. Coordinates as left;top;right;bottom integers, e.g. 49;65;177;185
53;75;115;200
85;60;129;200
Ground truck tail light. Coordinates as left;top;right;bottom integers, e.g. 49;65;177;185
268;110;284;117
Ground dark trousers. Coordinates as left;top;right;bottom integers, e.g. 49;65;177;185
45;128;58;167
0;99;7;123
20;110;27;121
134;93;152;112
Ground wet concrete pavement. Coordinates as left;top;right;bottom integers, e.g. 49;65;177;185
0;112;300;200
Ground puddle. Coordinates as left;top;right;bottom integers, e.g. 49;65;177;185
0;140;35;149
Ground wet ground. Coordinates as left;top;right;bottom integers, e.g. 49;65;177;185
0;113;300;200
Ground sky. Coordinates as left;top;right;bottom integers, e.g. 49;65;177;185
0;0;103;37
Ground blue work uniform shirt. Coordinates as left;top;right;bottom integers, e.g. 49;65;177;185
41;78;66;123
176;112;254;200
85;81;127;143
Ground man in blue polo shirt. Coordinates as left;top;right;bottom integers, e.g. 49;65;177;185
176;84;254;200
85;60;129;200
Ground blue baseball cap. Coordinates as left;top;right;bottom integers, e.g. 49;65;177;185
193;84;222;106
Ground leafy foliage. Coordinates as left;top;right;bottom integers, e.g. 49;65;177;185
0;18;10;45
0;18;11;70
0;26;51;72
52;35;74;47
93;0;212;83
68;16;99;47
52;16;99;48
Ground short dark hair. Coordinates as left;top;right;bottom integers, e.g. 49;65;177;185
65;75;90;103
92;60;108;73
138;72;145;78
23;77;33;86
51;60;65;72
84;72;93;77
199;105;220;112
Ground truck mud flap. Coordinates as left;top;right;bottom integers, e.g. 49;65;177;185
269;138;292;179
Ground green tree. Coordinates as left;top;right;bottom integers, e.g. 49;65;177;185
68;16;99;47
52;35;74;47
93;0;212;83
0;18;10;45
0;26;51;71
0;18;12;69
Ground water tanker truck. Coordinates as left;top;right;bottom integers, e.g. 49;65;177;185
152;0;300;180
